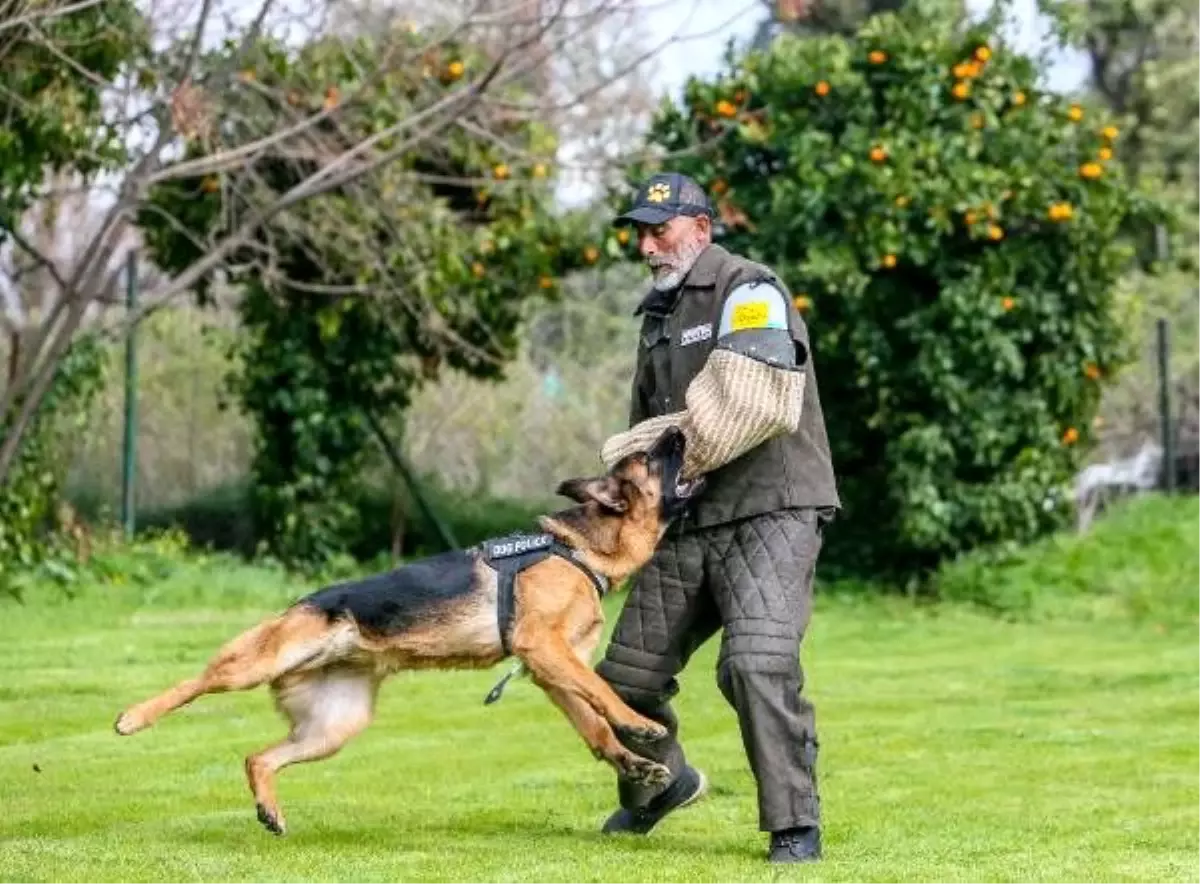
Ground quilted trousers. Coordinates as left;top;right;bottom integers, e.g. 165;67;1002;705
595;508;828;833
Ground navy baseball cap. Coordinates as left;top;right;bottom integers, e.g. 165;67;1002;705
613;172;713;227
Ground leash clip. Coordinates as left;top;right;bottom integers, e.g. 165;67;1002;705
484;661;525;705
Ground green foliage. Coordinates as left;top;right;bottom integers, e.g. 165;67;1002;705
0;340;109;598
0;0;148;231
0;1;147;589
617;0;1169;579
932;493;1199;627
140;31;616;570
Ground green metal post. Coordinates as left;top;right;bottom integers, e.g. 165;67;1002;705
1156;317;1174;494
121;251;139;537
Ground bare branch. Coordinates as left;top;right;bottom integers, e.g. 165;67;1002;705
2;224;69;296
0;0;107;34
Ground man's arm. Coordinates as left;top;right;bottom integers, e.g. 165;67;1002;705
601;277;807;479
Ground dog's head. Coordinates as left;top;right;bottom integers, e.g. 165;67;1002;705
553;427;705;544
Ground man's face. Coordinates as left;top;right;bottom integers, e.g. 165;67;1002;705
635;215;710;292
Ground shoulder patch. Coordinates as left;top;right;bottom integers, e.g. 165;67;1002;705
718;281;790;338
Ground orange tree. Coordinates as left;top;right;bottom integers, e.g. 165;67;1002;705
142;31;614;569
613;0;1168;581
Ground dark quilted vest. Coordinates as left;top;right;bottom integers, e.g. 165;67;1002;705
629;244;841;530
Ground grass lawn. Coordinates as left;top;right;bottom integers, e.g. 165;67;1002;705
1;498;1197;882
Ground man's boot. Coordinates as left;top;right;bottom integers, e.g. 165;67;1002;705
601;766;708;835
768;826;822;863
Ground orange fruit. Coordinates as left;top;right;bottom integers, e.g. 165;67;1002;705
952;81;970;100
881;253;897;268
974;46;991;62
1062;427;1079;445
869;50;887;64
814;81;830;96
869;146;888;162
1001;296;1015;311
492;163;510;180
794;295;812;311
1012;91;1026;106
715;99;737;118
1048;202;1074;221
1067;104;1083;122
1079;162;1103;180
447;60;465;80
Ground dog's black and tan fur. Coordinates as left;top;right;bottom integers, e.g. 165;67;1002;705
114;428;702;836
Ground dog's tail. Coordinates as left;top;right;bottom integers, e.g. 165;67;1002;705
114;605;338;736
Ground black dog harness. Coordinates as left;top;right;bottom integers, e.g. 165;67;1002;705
480;532;609;704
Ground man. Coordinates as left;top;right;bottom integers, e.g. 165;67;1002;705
593;172;840;864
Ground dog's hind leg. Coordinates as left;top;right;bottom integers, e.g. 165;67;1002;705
115;607;338;736
245;667;378;836
540;683;671;789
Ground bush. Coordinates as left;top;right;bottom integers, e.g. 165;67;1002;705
616;0;1169;580
0;341;108;598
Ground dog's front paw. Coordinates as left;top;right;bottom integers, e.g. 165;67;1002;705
113;711;142;736
615;719;669;743
256;803;286;836
622;755;672;788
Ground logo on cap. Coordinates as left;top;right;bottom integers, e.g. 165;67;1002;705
646;182;672;204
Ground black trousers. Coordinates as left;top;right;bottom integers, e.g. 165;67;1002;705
595;508;827;833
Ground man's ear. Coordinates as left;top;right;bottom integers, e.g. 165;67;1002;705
556;477;627;512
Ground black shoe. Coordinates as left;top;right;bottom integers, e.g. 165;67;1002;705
600;766;708;835
769;826;822;863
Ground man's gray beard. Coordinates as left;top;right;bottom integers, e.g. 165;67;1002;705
650;238;706;291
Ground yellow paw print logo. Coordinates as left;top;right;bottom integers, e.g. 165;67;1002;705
646;182;672;203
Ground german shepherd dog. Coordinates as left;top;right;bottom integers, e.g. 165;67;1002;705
114;427;703;835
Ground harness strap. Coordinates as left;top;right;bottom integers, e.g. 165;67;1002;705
494;542;608;656
482;533;610;705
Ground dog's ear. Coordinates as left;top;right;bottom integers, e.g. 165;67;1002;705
556;477;627;512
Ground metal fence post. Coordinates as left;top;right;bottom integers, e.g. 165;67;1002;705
1156;317;1174;494
121;251;139;537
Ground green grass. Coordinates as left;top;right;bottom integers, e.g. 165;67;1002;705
932;495;1200;627
1;500;1197;882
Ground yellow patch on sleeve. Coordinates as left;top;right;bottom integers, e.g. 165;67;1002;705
731;301;770;331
